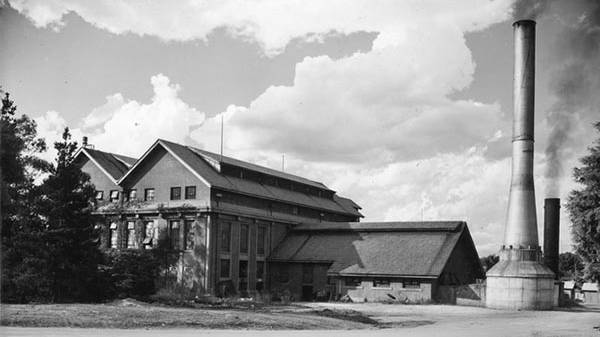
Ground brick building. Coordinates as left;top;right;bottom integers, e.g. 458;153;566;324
76;138;483;302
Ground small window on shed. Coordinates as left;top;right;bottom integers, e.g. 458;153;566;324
373;279;390;288
170;187;181;200
345;278;361;287
95;191;104;200
403;280;420;288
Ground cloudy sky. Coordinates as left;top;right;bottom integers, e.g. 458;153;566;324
1;0;599;255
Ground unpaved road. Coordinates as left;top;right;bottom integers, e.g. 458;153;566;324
2;303;600;337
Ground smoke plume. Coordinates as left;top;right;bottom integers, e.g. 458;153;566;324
513;0;600;197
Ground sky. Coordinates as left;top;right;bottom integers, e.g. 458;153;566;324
1;0;599;256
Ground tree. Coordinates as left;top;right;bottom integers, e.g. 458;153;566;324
566;121;600;284
480;254;499;272
558;252;584;281
1;91;51;302
35;128;104;301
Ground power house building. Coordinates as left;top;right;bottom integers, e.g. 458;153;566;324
76;138;483;302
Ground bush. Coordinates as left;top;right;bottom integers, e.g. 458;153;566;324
103;249;161;299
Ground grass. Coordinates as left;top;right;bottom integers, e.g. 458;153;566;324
0;301;377;330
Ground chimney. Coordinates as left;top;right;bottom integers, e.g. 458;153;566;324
504;20;538;250
485;20;555;310
544;198;560;279
82;136;88;147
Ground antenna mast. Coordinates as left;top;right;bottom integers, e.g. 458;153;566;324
220;113;224;161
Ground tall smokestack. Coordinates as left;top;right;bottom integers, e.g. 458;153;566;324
486;20;555;310
505;20;538;249
544;198;560;279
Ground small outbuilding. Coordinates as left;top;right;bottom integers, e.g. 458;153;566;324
268;221;484;303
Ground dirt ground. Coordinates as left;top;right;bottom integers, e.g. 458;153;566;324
1;301;600;336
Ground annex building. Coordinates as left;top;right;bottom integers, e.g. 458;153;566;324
75;138;484;303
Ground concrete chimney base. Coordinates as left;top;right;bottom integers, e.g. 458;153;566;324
486;248;555;310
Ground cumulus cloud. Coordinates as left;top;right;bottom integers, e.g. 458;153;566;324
35;74;205;158
10;0;512;55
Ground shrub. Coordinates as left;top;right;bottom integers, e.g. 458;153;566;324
103;249;161;299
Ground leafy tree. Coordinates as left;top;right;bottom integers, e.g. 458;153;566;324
558;252;584;281
480;254;499;272
1;91;51;302
34;128;104;301
566;121;600;284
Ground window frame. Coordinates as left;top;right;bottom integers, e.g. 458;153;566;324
185;186;196;200
144;188;155;201
126;221;137;249
220;258;231;279
169;220;181;250
220;222;231;253
184;219;195;250
143;221;154;248
109;222;118;249
257;226;266;255
403;279;421;289
127;189;137;201
170;187;181;201
373;278;391;288
95;191;104;200
344;278;362;287
240;223;249;254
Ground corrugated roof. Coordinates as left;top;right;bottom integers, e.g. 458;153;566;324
270;221;466;277
128;139;361;217
80;148;136;181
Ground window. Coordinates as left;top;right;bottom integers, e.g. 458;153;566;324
373;279;390;288
220;259;230;278
220;222;231;252
184;220;195;250
239;260;248;278
257;261;265;281
95;191;104;200
185;186;196;199
240;224;249;254
257;226;266;255
403;280;420;289
109;222;118;248
110;190;120;202
170;187;181;200
143;221;154;248
345;278;361;287
127;189;137;201
144;188;155;201
126;221;137;249
170;220;181;250
302;264;313;284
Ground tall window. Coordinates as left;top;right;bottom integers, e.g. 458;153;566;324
185;186;196;199
239;260;248;294
109;190;120;202
109;222;118;248
220;259;230;278
257;226;266;255
220;222;231;252
170;187;181;200
170;220;181;250
143;221;154;248
256;261;265;291
144;188;155;201
240;224;249;254
302;264;313;284
184;219;195;250
126;221;137;248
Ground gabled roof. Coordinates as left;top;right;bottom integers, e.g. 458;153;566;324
75;147;137;183
269;221;472;277
117;139;362;217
